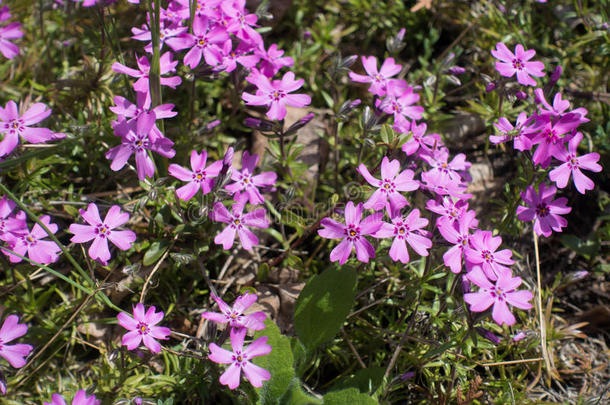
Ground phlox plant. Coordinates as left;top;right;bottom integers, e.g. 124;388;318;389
0;0;607;404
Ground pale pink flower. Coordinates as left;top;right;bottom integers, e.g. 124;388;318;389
549;132;602;194
491;43;545;86
348;56;402;97
437;210;478;273
374;208;431;263
208;327;271;389
464;267;533;326
169;150;223;201
210;195;269;251
224;151;277;205
357;156;419;211
0;314;33;368
69;203;136;265
464;230;514;280
1;215;61;265
201;292;266;331
117;303;171;353
44;390;100;405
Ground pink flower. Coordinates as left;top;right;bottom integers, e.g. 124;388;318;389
357;156;418;211
105;111;176;180
109;92;177;142
0;21;22;59
44;390;100;405
317;201;383;265
221;0;263;47
201;292;266;331
112;52;182;105
0;195;26;242
69;203;136;265
379;84;424;127
437;210;478;273
210;195;269;251
224;151;277;205
0;101;64;157
400;121;439;156
426;196;471;226
491;43;545;86
256;43;294;78
490;112;533;151
117;303;171;353
175;16;229;68
374;208;431;263
420;148;470;185
242;71;311;121
208;327;271;389
0;314;33;368
464;230;514;280
216;40;260;73
516;183;571;237
169;149;223;201
131;22;189;54
464;267;533;326
528;113;581;168
1;215;61;265
348;56;402;97
549;132;602;194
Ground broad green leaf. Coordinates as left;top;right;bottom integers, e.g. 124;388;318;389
280;378;322;405
143;240;171;266
322;388;377;405
331;367;385;394
294;266;358;352
254;320;295;405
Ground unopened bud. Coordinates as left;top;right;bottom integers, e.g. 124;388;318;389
515;91;527;100
448;66;466;75
285;113;315;135
476;327;501;344
550;65;562;83
485;81;497;92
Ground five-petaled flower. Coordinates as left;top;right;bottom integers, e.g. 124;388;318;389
242;71;311;121
317;201;383;265
357;156;419;211
210;195;270;251
464;230;514;281
117;303;171;353
374;207;432;263
516;183;571;237
224;151;277;205
208;327;271;389
69;203;136;265
348;56;402;97
491;43;545;86
0;314;33;368
1;215;61;265
201;292;266;331
464;267;533;326
169;149;223;201
549;132;602;194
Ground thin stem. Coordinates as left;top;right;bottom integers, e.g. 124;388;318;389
533;229;553;378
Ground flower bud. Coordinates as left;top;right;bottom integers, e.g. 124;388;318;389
476;327;501;344
550;65;562;83
448;66;466;75
515;91;527;100
486;81;497;92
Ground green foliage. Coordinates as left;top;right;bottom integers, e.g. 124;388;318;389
294;267;358;353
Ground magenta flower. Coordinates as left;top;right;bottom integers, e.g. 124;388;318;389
464;230;514;281
224;151;277;205
420;170;471;200
210;196;269;251
105;112;176;180
516;183;571;237
201;292;266;331
490;112;533;151
216;40;260;73
549;132;602;194
491;43;545;86
0;101;63;157
464;267;533;326
420;148;470;184
400;120;439;156
208;327;271;389
169;149;223;201
1;215;60;265
221;0;263;47
348;56;402;97
317;201;383;265
174;15;229;68
426;196;471;226
69;203;136;265
242;71;311;121
0;314;33;368
256;43;294;78
374;208;431;263
357;156;418;211
109;92;177;141
131;22;189;54
379;85;424;127
0;21;22;59
437;210;478;273
117;303;171;353
528;113;582;168
44;390;100;405
0;195;26;242
112;53;182;104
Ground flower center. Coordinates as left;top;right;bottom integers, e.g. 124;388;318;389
345;224;360;241
536;204;549;217
24;234;36;246
491;286;506;301
198;38;206;46
96;224;110;238
137;322;149;335
270;90;285;101
482;250;493;263
513;59;524;70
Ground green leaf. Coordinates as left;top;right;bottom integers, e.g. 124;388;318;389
143;240;171;266
322;388;378;405
294;266;358;352
280;378;323;405
254;320;295;405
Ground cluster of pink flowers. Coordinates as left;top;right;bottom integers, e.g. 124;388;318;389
0;314;33;395
0;0;22;59
490;45;602;237
203;292;271;389
316;53;536;327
